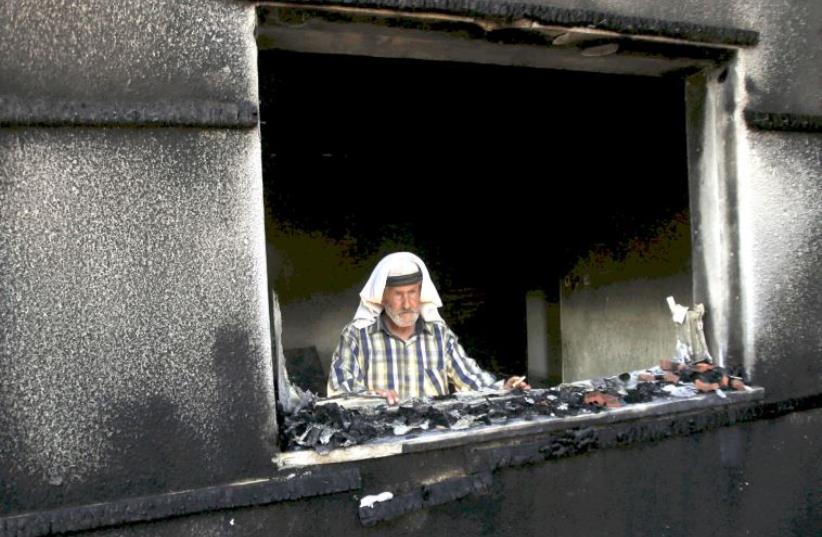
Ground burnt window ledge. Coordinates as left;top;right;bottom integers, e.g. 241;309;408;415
274;386;765;469
6;386;798;537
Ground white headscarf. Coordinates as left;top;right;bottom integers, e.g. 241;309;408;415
353;252;444;329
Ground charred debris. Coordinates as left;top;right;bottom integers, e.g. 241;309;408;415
281;362;748;453
279;297;750;453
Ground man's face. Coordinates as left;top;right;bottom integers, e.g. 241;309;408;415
382;283;421;328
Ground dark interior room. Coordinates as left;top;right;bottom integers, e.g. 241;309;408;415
259;50;690;382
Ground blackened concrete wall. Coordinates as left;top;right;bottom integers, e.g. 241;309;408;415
0;1;277;514
72;407;822;537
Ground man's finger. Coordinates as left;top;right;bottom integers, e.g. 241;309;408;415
507;376;527;389
377;389;399;405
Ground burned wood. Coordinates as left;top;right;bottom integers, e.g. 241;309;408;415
281;385;606;452
282;363;763;453
261;0;759;46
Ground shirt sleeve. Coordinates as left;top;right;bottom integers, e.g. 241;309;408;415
443;327;502;392
326;325;367;396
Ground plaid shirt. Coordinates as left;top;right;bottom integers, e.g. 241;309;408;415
327;314;500;400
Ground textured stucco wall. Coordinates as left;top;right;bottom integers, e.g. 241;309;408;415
0;0;275;515
741;131;822;396
0;0;258;103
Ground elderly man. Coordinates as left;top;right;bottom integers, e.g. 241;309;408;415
327;252;529;404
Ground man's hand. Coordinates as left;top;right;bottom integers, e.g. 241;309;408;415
503;376;531;391
373;388;400;405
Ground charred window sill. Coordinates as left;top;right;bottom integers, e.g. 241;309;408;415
10;386;811;537
278;386;770;526
274;387;765;468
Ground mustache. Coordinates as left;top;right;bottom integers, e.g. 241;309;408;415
385;305;420;315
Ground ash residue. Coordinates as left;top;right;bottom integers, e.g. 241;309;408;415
282;362;752;452
281;385;604;452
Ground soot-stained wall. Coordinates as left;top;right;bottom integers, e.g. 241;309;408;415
0;0;277;514
71;408;822;537
743;131;821;397
0;0;819;530
0;1;257;104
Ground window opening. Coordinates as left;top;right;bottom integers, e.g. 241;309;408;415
255;8;754;458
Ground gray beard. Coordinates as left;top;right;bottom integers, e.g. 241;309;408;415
384;307;420;328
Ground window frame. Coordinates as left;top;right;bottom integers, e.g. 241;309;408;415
256;1;752;457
